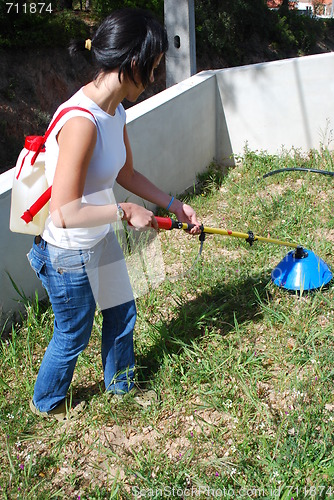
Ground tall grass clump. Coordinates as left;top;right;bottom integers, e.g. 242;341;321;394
1;147;333;498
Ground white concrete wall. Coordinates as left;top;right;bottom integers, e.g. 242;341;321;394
114;70;217;206
216;52;334;157
1;52;333;330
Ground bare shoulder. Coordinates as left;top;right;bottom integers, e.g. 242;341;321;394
58;115;97;148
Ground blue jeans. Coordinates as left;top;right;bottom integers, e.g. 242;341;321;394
27;232;136;412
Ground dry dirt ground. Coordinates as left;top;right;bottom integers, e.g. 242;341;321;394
0;47;166;174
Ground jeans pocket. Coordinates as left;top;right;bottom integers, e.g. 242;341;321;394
27;249;45;280
53;250;92;274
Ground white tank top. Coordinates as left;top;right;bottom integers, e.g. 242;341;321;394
42;87;127;249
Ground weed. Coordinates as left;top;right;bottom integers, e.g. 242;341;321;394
1;148;334;497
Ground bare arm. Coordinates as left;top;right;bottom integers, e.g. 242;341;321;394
116;126;201;232
50;117;157;229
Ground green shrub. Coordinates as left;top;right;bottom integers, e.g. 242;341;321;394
195;0;329;66
92;0;164;22
0;0;331;60
0;0;90;48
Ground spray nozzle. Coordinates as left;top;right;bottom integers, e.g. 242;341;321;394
294;246;308;259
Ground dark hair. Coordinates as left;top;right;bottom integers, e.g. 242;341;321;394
69;8;168;88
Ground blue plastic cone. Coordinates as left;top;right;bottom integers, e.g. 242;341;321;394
271;247;332;291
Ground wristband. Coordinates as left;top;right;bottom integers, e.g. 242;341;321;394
165;196;174;211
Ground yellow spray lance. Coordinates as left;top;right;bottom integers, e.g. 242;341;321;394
155;216;298;248
154;217;332;291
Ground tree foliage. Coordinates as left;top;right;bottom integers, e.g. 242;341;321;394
195;0;272;64
0;0;90;48
92;0;164;21
0;0;332;60
194;0;330;66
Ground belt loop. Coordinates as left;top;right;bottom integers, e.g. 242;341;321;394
34;235;47;250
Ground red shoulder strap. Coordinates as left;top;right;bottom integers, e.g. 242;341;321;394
21;186;53;224
20;106;96;224
30;106;96;166
43;106;96;143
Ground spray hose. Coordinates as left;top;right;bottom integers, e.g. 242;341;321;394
155;216;299;250
263;167;334;179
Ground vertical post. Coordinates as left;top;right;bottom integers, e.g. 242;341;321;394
164;0;197;87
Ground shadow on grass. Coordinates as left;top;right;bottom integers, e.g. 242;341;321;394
135;270;272;381
16;269;273;404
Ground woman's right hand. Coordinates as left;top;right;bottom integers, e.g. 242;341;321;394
120;203;159;230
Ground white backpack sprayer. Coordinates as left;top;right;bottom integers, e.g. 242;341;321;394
9;106;95;235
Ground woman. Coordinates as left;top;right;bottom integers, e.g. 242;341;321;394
28;8;200;421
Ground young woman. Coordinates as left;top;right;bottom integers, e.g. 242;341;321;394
28;8;200;421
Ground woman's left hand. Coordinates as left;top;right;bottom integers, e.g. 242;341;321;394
171;200;202;235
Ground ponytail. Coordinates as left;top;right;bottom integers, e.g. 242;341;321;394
68;8;168;88
68;38;89;57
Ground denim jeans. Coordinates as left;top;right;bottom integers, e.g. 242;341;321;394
27;231;136;412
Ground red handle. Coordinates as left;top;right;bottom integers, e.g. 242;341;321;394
127;216;173;230
155;216;173;230
135;217;188;230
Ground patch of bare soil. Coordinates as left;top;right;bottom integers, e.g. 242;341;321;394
17;399;236;495
315;228;334;243
0;48;94;173
0;48;167;174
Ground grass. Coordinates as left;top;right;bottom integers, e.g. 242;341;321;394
1;147;334;499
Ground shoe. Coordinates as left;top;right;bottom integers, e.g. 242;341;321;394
110;387;158;408
29;399;86;422
131;387;158;408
